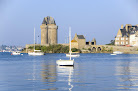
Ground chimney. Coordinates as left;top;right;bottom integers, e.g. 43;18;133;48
121;24;124;29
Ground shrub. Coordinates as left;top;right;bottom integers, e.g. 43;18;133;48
88;48;91;51
40;44;69;53
71;48;78;52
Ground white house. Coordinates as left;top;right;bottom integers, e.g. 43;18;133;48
130;31;138;46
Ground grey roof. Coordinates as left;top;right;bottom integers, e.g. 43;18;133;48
120;29;129;37
129;27;138;35
132;25;137;27
42;16;56;25
42;18;47;24
118;25;138;37
130;30;137;35
77;35;85;39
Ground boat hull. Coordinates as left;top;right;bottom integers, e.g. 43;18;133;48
113;51;123;54
12;53;20;55
66;54;80;57
110;54;116;55
28;52;44;56
56;60;74;66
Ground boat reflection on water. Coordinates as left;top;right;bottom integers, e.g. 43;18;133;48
40;61;74;91
40;62;57;90
57;66;74;91
115;59;138;90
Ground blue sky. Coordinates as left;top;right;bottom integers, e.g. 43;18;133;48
0;0;137;46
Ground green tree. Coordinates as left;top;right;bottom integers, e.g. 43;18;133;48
106;40;115;45
88;48;91;51
35;46;42;50
28;46;33;49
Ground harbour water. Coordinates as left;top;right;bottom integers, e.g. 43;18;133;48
0;53;138;91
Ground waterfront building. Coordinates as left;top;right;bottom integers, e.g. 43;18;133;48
73;33;86;49
71;39;79;49
115;24;138;46
40;16;58;45
129;31;138;46
91;38;96;45
86;38;96;46
71;33;96;49
71;33;86;49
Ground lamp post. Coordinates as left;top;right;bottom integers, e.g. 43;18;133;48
37;36;39;44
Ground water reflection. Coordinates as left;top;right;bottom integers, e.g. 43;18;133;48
26;59;37;81
57;66;74;91
41;64;57;83
40;61;57;90
116;56;138;90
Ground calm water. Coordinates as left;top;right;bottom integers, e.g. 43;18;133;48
0;53;138;91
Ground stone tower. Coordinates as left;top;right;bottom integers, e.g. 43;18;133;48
40;16;58;45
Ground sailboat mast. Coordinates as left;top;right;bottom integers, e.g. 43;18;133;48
69;27;71;60
34;27;35;51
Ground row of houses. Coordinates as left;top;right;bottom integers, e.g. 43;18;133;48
72;24;138;49
115;24;138;46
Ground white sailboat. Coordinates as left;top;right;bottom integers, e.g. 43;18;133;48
28;27;44;56
56;27;74;66
66;30;80;57
11;51;21;55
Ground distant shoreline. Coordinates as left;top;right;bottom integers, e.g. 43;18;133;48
21;44;138;54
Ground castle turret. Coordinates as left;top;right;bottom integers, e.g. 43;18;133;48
40;16;58;45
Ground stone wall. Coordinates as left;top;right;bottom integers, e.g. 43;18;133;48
84;45;138;54
71;42;78;49
40;24;48;44
78;39;86;49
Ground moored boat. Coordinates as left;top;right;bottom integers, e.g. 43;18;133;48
28;50;44;56
11;51;20;55
110;54;117;55
66;53;80;57
56;27;74;66
113;51;123;54
56;59;74;66
28;27;44;56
